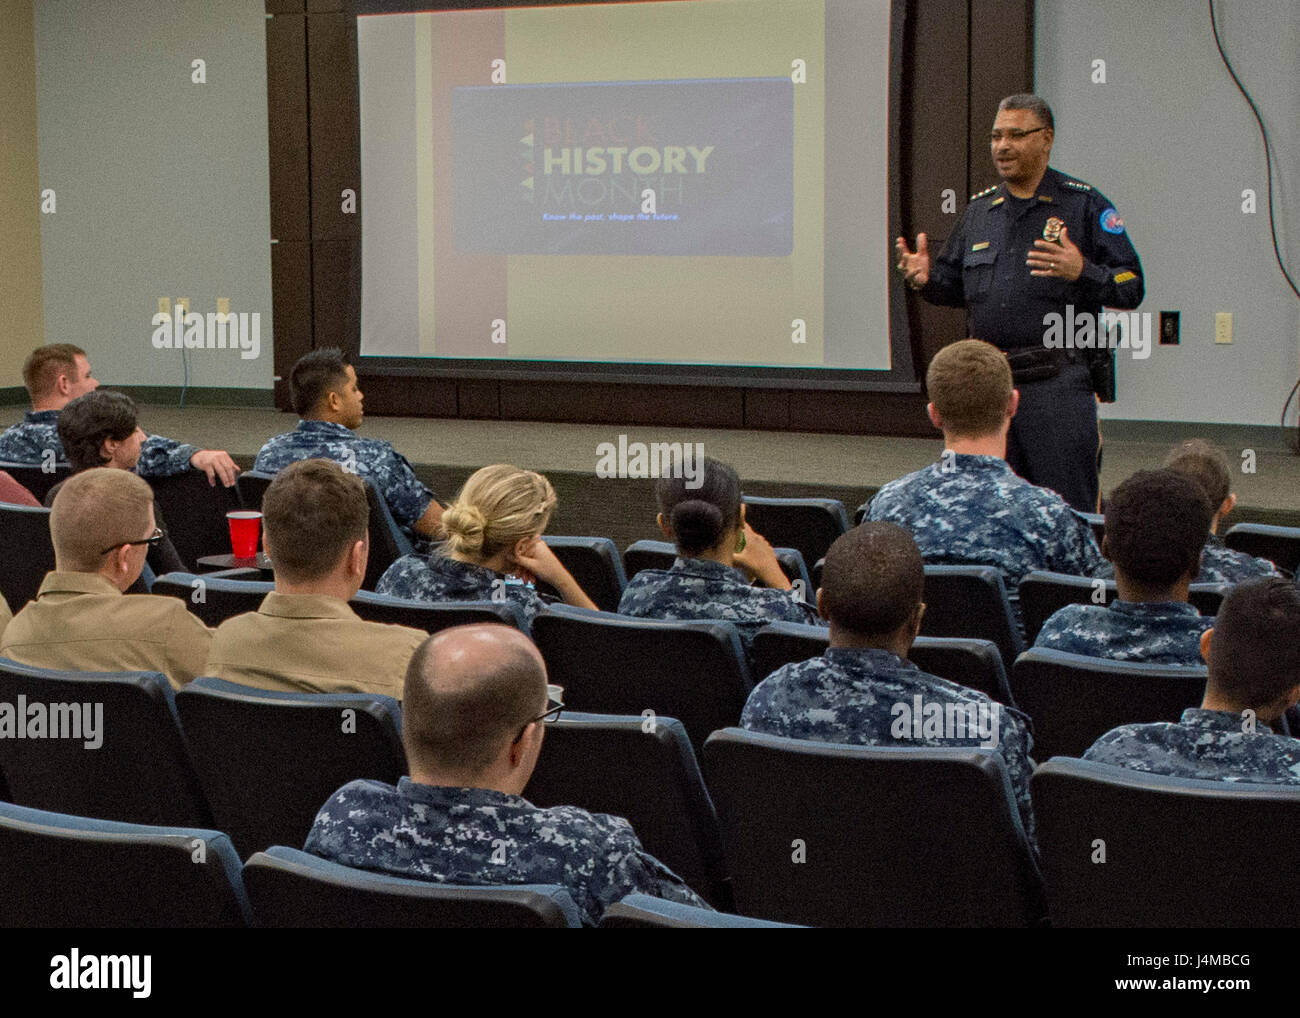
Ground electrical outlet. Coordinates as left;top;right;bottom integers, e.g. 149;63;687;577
1215;312;1233;344
1159;311;1180;345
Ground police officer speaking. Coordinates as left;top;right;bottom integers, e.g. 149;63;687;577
896;94;1143;513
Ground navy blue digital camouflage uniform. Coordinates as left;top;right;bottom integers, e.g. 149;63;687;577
377;552;548;625
1092;534;1281;586
254;419;435;534
864;454;1104;601
1084;708;1300;784
0;409;195;477
919;167;1144;512
304;777;711;926
617;556;823;665
741;646;1037;844
1034;600;1212;666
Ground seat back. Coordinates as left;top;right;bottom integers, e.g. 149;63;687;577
535;536;628;612
349;591;528;632
622;539;808;589
0;801;249;927
530;605;751;757
147;468;243;567
600;893;796;928
243;846;581;927
1010;648;1206;760
1079;512;1105;546
174;677;405;858
524;711;728;907
740;496;850;574
1033;758;1300;927
703;729;1043;927
362;478;414;590
1223;522;1300;574
1019;570;1225;645
920;565;1023;668
0;659;212;827
152;571;271;626
0;503;54;613
0;460;72;503
235;469;274;511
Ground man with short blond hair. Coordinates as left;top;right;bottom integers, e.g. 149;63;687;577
0;343;239;486
204;459;425;698
864;339;1103;607
0;468;211;687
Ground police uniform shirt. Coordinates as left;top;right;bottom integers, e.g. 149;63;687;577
0;409;197;477
377;553;548;625
741;646;1037;844
921;167;1144;351
1034;600;1212;666
0;571;212;688
617;556;823;663
1084;708;1300;784
253;419;435;533
204;591;426;699
864;454;1105;597
304;777;712;927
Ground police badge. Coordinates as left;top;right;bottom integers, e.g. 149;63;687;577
1042;216;1065;243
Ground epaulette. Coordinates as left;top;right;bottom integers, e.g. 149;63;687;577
969;185;999;201
1062;178;1092;192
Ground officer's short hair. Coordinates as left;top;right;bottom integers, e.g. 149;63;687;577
262;459;368;582
50;467;154;573
1104;469;1212;588
821;522;924;637
1164;439;1231;514
57;390;138;472
402;625;547;776
290;347;351;417
997;93;1054;132
23;343;87;401
656;456;741;556
926;339;1014;438
1206;578;1300;709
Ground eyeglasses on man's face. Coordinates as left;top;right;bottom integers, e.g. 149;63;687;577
989;126;1047;144
512;694;565;745
100;526;166;556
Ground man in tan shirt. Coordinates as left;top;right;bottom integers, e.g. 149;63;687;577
0;468;212;687
204;458;425;699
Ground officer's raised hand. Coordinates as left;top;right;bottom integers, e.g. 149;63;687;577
1026;224;1084;281
895;233;930;290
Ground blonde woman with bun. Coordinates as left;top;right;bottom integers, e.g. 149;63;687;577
376;464;597;622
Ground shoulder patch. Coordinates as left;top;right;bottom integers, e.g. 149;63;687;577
1062;179;1093;192
969;185;999;201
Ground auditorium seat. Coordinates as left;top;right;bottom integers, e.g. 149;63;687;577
1010;648;1206;761
242;846;581;927
739;495;850;574
600;893;797;928
534;535;628;612
0;460;71;504
1223;522;1300;574
1033;757;1300;927
0;503;54;613
750;622;1013;704
523;711;729;908
703;729;1044;927
920;565;1024;669
152;571;270;626
530;604;752;757
174;677;405;858
234;468;273;511
0;659;212;828
0;801;250;928
1080;512;1105;545
147;467;243;566
623;538;811;590
1018;570;1227;645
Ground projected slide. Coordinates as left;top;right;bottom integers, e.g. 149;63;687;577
358;0;892;373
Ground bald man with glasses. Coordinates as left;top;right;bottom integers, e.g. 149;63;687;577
0;468;212;688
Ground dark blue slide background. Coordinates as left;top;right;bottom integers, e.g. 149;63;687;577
451;78;794;256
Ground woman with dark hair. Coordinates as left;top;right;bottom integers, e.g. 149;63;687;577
618;456;822;659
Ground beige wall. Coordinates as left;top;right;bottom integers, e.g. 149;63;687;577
0;0;43;395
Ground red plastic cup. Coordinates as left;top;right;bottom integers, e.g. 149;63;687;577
227;511;262;559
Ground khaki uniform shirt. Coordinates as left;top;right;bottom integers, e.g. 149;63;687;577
0;572;212;688
0;595;11;640
204;591;425;700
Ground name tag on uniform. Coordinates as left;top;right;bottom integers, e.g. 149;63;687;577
971;241;990;251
